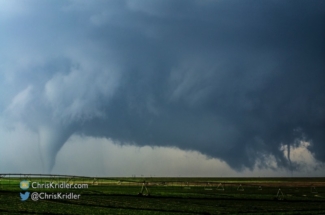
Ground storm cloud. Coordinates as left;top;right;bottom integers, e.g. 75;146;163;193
1;0;324;173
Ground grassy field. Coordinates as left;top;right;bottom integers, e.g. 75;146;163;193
0;176;325;214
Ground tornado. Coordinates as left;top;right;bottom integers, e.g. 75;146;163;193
38;124;73;173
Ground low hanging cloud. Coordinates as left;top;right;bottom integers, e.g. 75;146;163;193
1;0;324;173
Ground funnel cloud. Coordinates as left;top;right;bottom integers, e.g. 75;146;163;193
0;0;324;174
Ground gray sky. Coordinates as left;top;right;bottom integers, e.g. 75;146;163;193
0;0;324;177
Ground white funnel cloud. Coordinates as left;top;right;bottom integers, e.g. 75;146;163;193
38;124;73;173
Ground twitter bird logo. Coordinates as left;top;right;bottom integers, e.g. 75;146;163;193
20;192;30;201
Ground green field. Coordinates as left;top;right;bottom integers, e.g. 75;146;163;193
1;175;325;214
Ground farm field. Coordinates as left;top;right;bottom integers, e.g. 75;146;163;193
0;175;325;214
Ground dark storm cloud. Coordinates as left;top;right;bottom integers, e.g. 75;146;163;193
1;0;324;171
